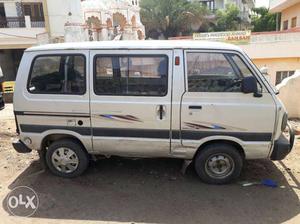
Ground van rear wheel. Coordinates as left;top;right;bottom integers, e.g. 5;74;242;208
45;139;89;178
194;143;243;184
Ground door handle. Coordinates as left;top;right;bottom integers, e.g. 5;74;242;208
157;105;166;120
189;105;202;110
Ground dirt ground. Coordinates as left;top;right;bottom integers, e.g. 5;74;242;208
0;104;300;224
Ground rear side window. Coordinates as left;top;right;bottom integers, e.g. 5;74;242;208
28;55;86;94
94;55;168;96
187;52;256;92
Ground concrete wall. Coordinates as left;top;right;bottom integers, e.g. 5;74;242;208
281;2;300;29
0;27;46;49
277;71;300;118
241;40;300;59
252;58;300;85
3;2;18;17
45;0;82;38
240;33;300;86
270;0;300;12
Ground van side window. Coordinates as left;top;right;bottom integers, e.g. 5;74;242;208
94;55;168;96
28;55;86;94
187;52;255;92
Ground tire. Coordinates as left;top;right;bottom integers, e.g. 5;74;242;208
45;139;89;178
194;143;243;185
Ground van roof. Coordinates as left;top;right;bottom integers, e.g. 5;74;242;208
26;40;242;52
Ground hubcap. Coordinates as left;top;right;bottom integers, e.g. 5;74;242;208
205;153;234;179
51;147;79;174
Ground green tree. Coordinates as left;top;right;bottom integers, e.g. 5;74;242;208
251;7;277;32
213;4;241;31
140;0;211;39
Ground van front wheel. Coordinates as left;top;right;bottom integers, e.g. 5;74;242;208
194;143;243;184
46;139;89;178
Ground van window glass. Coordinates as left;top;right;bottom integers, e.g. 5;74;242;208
94;55;168;96
230;54;253;78
187;52;255;92
28;55;85;94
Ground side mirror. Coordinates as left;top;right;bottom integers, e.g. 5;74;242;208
241;76;261;97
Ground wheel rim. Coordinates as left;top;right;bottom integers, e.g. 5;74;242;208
51;147;79;174
205;153;235;179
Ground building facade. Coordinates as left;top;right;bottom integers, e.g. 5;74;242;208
190;0;255;26
0;0;47;81
196;0;255;11
0;0;145;82
241;30;300;86
46;0;82;42
270;0;300;31
0;0;83;82
80;0;145;41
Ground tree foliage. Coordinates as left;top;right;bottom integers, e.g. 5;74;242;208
140;0;212;39
140;1;276;38
251;7;277;32
213;4;241;31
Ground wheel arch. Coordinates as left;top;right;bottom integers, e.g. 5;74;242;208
40;133;88;154
193;139;246;160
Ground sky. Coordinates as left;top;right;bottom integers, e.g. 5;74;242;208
255;0;270;8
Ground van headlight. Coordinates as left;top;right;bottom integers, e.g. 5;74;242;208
281;113;288;132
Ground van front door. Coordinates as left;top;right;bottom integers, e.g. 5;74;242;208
90;50;173;157
180;50;276;159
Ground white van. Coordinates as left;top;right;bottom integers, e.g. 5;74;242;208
13;41;294;184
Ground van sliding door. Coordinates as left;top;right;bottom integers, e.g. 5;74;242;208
90;49;173;157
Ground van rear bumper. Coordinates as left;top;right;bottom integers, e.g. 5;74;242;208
0;95;4;110
12;140;32;153
271;124;295;161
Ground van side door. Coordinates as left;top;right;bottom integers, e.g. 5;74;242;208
90;50;173;157
180;50;276;159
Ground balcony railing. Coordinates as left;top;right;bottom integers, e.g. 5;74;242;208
0;16;45;28
0;17;25;28
31;21;45;27
30;17;45;28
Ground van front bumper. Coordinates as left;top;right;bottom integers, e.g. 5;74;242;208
271;123;295;161
12;140;32;153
